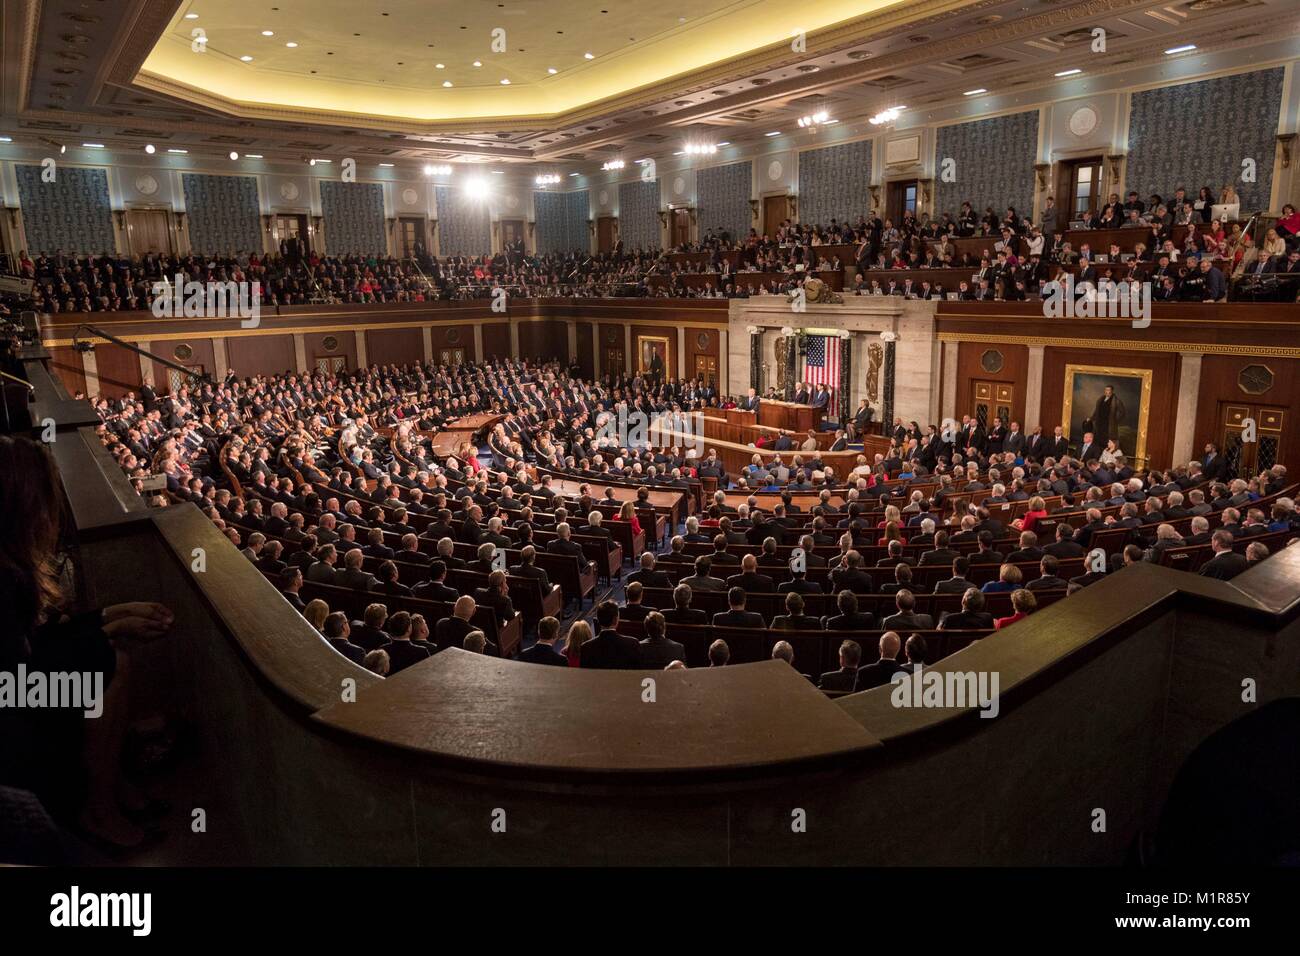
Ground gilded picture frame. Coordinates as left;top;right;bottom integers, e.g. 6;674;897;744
1061;363;1152;468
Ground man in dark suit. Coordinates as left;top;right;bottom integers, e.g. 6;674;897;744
628;552;673;590
681;555;727;592
726;554;776;593
933;555;974;594
772;592;824;630
350;603;394;651
637;611;687;669
1026;555;1069;592
660;584;708;625
830;551;874;593
580;601;642;670
918;531;960;567
938;588;995;630
1201;443;1228;483
335;548;379;591
619;581;653;623
818;640;862;691
412;559;460;603
508;545;552;595
1075;431;1101;464
379;611;431;675
473;570;516;625
434;596;479;652
322;612;366;665
881;589;934;631
777;568;823;594
1044;523;1085;559
855;631;905;691
1198;530;1249;581
712;588;766;628
546;522;587;560
362;527;395;561
519;615;568;666
822;589;876;630
1006;531;1045;565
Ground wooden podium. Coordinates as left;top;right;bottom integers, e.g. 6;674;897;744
757;400;819;433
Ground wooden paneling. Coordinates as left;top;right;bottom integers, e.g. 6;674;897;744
481;322;510;361
365;327;423;368
303;330;356;372
152;338;215;394
429;323;474;362
955;342;1029;427
1040;347;1180;467
225;333;295;379
685;326;721;384
517;319;566;361
48;346;87;398
92;342;144;399
1196;355;1299;470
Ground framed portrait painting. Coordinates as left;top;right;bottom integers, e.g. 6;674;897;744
637;335;670;379
1061;364;1152;467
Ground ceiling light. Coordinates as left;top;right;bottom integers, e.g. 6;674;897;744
443;81;453;87
535;173;561;185
424;164;452;176
465;177;490;199
168;148;188;154
601;159;625;170
672;151;684;156
472;60;482;67
229;151;240;160
569;172;580;176
547;67;558;74
684;144;716;155
964;88;987;95
500;78;510;85
82;143;104;148
261;30;274;37
379;162;395;167
868;106;904;125
1164;44;1196;54
490;170;504;175
144;144;155;154
765;131;781;137
184;13;198;19
797;111;831;128
717;141;730;147
310;158;331;165
436;63;445;69
584;52;594;59
245;154;263;159
1055;68;1082;77
0;136;12;143
240;55;254;62
286;42;298;48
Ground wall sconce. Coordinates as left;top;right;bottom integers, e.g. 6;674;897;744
1105;154;1125;184
749;199;759;220
1278;133;1297;169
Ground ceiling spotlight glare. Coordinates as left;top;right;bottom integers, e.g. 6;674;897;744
424;164;452;176
534;173;561;185
144;144;156;154
229;151;240;160
601;159;625;171
684;143;717;155
798;111;831;128
309;158;317;166
868;106;904;125
465;176;490;199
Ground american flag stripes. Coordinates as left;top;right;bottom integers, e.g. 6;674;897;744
801;334;840;394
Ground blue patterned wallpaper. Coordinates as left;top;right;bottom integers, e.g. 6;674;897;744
618;179;660;252
15;164;116;254
534;189;589;254
182;173;262;254
697;161;752;242
435;185;491;257
933;110;1039;222
320;181;386;254
798;139;872;228
1127;68;1282;213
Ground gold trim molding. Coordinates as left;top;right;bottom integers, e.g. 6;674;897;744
936;332;1300;359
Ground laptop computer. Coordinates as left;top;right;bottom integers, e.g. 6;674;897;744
1211;203;1240;222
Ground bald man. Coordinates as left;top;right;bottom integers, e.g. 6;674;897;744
854;631;905;691
435;595;479;652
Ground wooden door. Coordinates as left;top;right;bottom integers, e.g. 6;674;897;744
1221;403;1285;479
1055;156;1103;222
126;209;173;255
671;209;691;248
972;381;1013;429
398;217;426;257
274;214;310;253
886;180;918;224
694;354;718;385
762;195;789;236
604;347;625;377
500;219;524;249
596;216;616;253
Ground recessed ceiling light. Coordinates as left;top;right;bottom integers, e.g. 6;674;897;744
1164;44;1196;54
717;141;730;146
443;80;453;87
82;142;104;148
241;55;254;62
765;131;781;137
547;67;557;74
472;60;482;67
672;151;684;156
285;42;298;48
167;148;188;154
184;12;199;19
963;88;987;95
0;136;13;143
1055;68;1082;77
261;30;274;37
229;151;240;160
245;154;263;159
436;63;445;69
569;172;580;176
144;144;155;154
584;52;594;59
500;78;510;85
491;170;504;175
379;163;395;167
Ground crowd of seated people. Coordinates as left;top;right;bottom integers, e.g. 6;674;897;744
83;354;1300;686
9;183;1299;311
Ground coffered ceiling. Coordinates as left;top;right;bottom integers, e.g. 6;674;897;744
1;0;1297;173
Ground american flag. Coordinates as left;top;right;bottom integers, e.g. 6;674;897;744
802;334;840;393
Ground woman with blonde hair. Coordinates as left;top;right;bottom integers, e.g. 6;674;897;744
303;598;329;632
1014;495;1048;535
563;619;591;667
995;588;1038;629
617;500;642;537
878;503;901;530
982;563;1024;594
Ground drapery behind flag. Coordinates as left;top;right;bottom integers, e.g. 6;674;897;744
801;334;839;393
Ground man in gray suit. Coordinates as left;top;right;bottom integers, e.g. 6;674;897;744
638;611;686;669
335;547;378;591
681;555;728;592
881;589;934;631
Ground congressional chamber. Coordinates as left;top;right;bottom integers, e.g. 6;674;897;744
1;0;1298;877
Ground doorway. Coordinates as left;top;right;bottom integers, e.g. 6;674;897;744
670;208;691;248
762;194;790;237
604;347;626;377
1221;403;1284;479
886;180;918;224
972;381;1014;429
500;218;525;252
397;217;426;258
1055;156;1104;222
596;216;617;253
125;209;173;255
694;354;718;385
274;214;310;255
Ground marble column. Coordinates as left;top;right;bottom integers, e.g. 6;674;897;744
749;328;761;392
1171;352;1203;467
591;322;602;378
213;338;229;380
838;333;852;424
624;325;633;375
472;324;484;364
293;333;308;374
881;335;897;432
138;342;154;387
422;326;434;363
1024;345;1045;432
718;328;729;393
355;330;368;369
782;332;797;400
566;320;578;363
509;319;520;358
676;325;686;380
82;348;101;398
